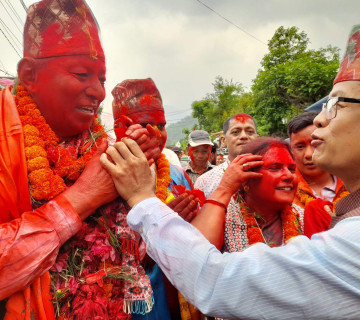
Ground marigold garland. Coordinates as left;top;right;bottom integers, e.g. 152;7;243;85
240;201;301;246
15;85;107;201
155;153;171;202
295;169;349;207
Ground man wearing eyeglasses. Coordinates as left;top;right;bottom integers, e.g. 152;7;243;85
101;25;360;319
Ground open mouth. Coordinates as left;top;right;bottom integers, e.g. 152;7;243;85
276;187;293;191
77;106;96;115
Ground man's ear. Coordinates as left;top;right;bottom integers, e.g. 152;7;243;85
220;136;227;148
17;58;38;93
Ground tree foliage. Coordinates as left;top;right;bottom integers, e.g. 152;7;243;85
190;26;340;137
191;76;245;133
252;26;340;136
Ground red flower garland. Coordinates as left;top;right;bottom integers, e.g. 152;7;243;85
240;201;301;246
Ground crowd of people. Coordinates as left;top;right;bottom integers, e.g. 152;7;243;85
0;0;360;319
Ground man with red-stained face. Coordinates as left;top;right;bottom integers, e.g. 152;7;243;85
184;130;214;184
194;113;258;199
111;78;201;320
0;0;123;318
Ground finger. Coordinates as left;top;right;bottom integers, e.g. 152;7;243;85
127;128;149;141
105;144;127;164
122;138;148;161
100;153;118;175
167;194;185;209
146;124;158;138
132;133;150;146
243;172;263;179
242;160;264;171
124;124;143;136
173;194;194;213
184;210;197;223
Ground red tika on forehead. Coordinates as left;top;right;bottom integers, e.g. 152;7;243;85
262;145;293;164
23;0;104;59
334;25;360;85
234;113;252;123
112;78;164;121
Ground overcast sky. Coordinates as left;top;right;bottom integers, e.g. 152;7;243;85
0;0;359;128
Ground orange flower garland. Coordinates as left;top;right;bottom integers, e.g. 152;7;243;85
240;202;301;246
155;153;171;203
15;85;107;201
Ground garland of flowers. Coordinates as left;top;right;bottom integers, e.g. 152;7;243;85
295;169;349;207
155;153;171;202
240;201;301;247
15;85;107;202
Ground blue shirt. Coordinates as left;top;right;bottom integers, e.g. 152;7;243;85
128;197;360;319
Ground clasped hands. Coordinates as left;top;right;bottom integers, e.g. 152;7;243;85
101;135;199;221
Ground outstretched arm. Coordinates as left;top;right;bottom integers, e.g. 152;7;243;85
191;154;263;249
100;139;360;319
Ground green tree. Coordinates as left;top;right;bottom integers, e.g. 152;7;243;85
191;76;245;133
252;26;339;136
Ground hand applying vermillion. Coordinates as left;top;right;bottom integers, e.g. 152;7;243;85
100;138;156;207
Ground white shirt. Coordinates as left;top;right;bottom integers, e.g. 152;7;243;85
194;160;229;198
128;197;360;320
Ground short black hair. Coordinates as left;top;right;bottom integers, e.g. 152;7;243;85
287;111;320;137
223;113;257;135
211;141;218;154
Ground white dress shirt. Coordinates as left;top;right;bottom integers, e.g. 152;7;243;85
128;197;360;320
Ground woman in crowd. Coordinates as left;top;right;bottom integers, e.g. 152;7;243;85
192;137;304;253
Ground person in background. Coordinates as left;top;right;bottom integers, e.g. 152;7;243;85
162;147;182;167
112;78;201;320
192;137;303;253
195;113;258;199
209;142;219;165
170;146;184;162
287;111;349;237
216;152;225;165
184;130;214;184
100;24;360;319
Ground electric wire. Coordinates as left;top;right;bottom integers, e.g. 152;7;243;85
0;1;23;35
0;17;23;50
5;0;24;25
0;25;22;58
19;0;28;12
194;0;267;46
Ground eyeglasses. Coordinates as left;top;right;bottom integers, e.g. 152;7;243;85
322;97;360;120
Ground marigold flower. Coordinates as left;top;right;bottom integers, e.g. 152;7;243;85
27;156;49;173
23;124;40;136
25;146;47;160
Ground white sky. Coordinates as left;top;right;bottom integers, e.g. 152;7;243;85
0;0;359;128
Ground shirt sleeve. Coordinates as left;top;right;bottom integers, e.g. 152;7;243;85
0;194;82;300
127;197;360;319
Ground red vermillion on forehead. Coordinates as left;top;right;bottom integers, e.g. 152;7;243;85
234;114;253;123
262;145;294;165
23;0;104;60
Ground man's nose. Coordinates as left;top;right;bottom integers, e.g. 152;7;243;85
85;78;106;102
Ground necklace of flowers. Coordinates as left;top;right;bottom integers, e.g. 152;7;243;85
239;199;301;247
154;153;171;202
15;85;107;202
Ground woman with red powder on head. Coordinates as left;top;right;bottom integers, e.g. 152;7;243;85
192;137;304;254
